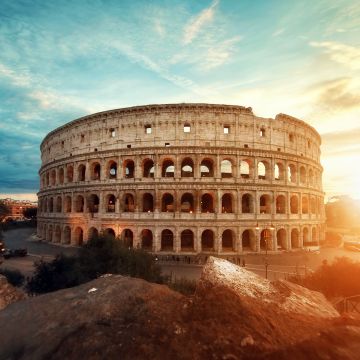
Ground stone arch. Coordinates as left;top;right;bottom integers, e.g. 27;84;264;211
181;193;194;213
201;229;215;251
88;194;99;213
66;165;74;183
54;225;61;243
260;229;272;250
200;158;214;177
143;159;155;178
75;195;84;212
274;162;285;180
77;164;86;182
161;229;174;251
141;229;153;250
302;196;309;214
107;160;117;179
48;197;54;213
120;229;133;248
56;196;62;213
257;160;270;180
181;229;194;251
312;227;317;244
124;159;135;178
220;159;233;178
63;226;71;244
300;166;306;184
162;193;174;212
276;228;287;250
91;162;101;180
310;197;316;214
288;163;297;183
242;193;253;213
201;193;214;213
240;159;252;178
242;229;256;251
290;195;299;214
106;194;116;213
64;195;72;213
303;227;309;245
50;169;56;186
181;157;194;177
291;229;300;248
259;194;271;214
308;168;314;186
222;229;234;250
276;195;286;214
88;227;99;241
73;227;84;246
104;228;116;238
162;159;175;177
221;193;233;213
46;172;50;186
142;193;154;212
123;193;135;212
58;168;64;184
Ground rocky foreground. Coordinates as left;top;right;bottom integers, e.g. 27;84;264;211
0;257;360;360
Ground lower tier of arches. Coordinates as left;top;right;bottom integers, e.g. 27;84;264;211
37;219;324;254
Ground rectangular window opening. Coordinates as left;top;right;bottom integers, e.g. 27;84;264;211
127;144;132;148
224;126;230;134
110;128;116;137
145;125;152;134
165;142;170;147
184;124;191;133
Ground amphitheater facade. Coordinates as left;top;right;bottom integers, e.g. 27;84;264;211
37;103;325;255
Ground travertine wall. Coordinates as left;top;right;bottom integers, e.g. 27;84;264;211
37;103;325;254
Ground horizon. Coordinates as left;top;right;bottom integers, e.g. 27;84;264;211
1;0;359;200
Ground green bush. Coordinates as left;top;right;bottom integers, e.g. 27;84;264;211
289;257;360;298
0;268;25;287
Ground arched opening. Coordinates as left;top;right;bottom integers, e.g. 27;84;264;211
201;230;214;251
242;193;253;213
123;193;135;212
56;196;62;213
221;193;233;213
47;225;53;242
242;229;256;251
181;230;194;251
161;229;173;251
201;193;214;213
106;194;116;213
300;166;306;184
91;162;101;180
302;196;309;214
260;229;272;251
142;193;154;212
64;195;72;213
162;159;174;177
88;227;99;241
291;229;300;248
310;197;316;214
274;163;284;180
200;159;214;177
240;160;251;179
288;164;297;183
312;228;317;244
121;229;133;248
143;159;154;178
54;225;61;243
181;193;194;213
50;170;56;186
46;172;50;186
258;161;268;180
161;193;174;212
276;195;286;214
308;169;314;186
277;229;287;250
181;158;194;177
77;164;86;182
88;194;99;213
48;197;54;213
74;227;84;246
66;165;74;183
63;226;71;244
104;228;115;239
290;195;299;214
58;168;64;184
303;227;309;245
222;230;234;250
259;194;271;214
221;159;232;178
141;229;153;250
124;160;135;178
75;195;84;212
108;161;117;179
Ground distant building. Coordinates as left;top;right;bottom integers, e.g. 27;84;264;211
1;198;38;221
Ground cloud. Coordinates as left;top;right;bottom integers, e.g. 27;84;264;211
0;63;32;87
183;0;219;45
310;41;360;70
272;28;285;37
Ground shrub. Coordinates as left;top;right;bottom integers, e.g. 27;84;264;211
289;257;360;298
0;268;25;287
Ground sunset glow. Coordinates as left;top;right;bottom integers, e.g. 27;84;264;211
0;0;359;201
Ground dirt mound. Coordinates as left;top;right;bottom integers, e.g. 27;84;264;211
0;275;26;311
0;257;359;360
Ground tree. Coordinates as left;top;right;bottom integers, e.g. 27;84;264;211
0;201;10;222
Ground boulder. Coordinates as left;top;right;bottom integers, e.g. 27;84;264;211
0;275;26;311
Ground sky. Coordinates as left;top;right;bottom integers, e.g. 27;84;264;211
0;0;359;202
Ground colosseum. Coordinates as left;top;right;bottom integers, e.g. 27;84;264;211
37;103;325;255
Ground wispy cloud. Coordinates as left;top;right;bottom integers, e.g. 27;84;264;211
272;28;285;37
310;41;360;70
183;0;219;45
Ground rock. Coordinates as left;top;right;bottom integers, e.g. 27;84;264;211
0;275;26;311
0;258;359;360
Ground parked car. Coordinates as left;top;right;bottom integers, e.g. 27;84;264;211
3;248;28;259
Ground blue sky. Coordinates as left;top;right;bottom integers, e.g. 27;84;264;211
1;0;360;201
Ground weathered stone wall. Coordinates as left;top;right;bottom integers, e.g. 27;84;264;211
37;103;325;254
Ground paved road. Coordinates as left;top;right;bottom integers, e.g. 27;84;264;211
2;227;360;280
